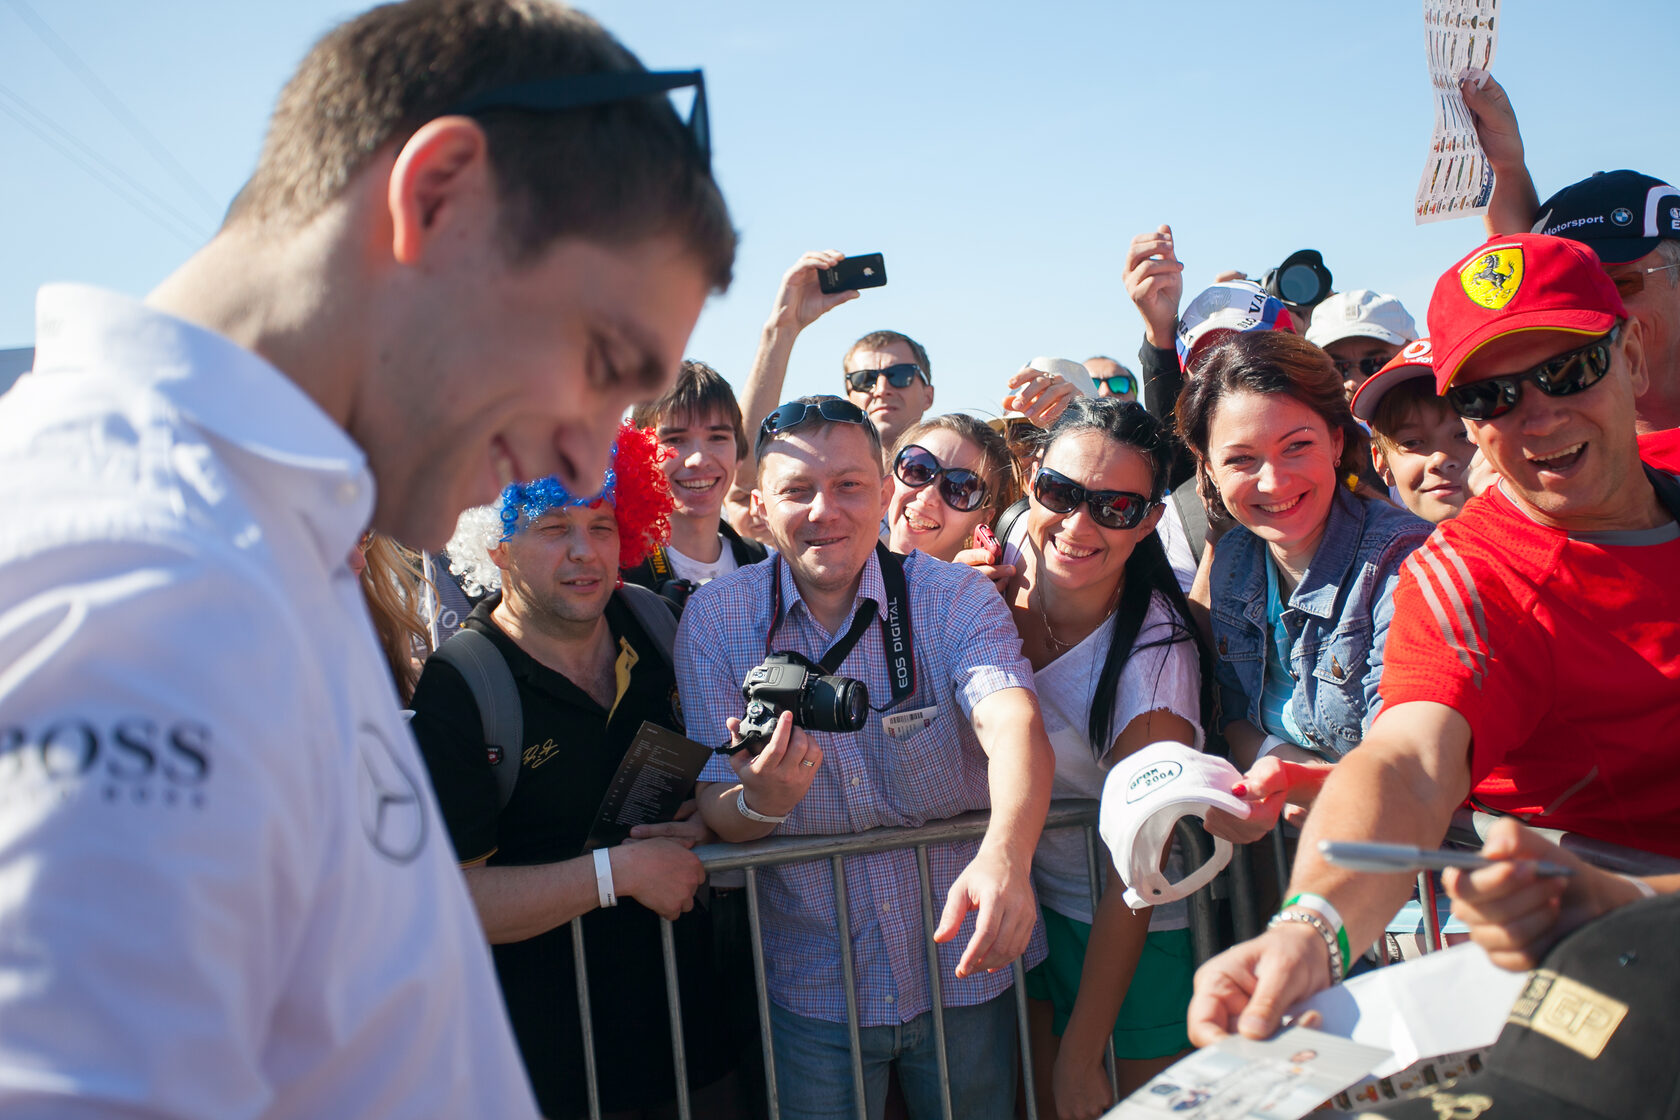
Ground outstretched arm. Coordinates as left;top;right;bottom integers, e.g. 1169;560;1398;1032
935;686;1054;978
1463;72;1540;237
1188;700;1473;1045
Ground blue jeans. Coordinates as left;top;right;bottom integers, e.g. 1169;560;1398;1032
769;993;1018;1120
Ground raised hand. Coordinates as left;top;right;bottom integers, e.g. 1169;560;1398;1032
768;249;862;332
1124;225;1185;350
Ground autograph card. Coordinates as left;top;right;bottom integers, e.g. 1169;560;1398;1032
1414;0;1502;225
1104;1026;1388;1119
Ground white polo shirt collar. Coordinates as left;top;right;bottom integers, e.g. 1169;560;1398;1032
32;283;374;562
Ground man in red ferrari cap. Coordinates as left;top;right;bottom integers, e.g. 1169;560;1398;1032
1186;232;1680;1047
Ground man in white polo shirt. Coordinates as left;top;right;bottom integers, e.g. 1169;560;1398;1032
0;1;733;1116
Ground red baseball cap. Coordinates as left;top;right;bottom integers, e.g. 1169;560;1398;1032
1427;233;1627;392
1349;337;1434;423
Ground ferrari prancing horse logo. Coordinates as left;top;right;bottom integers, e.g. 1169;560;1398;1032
1460;246;1524;310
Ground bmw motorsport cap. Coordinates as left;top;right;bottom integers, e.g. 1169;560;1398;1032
1532;170;1680;265
1099;742;1251;911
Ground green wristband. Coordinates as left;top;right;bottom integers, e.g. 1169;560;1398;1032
1283;893;1352;978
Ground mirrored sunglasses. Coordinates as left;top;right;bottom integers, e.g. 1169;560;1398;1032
893;445;989;512
1098;373;1137;396
1031;467;1154;530
755;397;869;456
1444;326;1620;422
844;363;927;393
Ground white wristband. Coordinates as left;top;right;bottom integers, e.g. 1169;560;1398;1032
736;788;787;824
1623;875;1658;900
1287;891;1345;935
593;847;617;909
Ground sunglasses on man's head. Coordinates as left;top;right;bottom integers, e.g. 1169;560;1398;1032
755;397;869;456
445;69;710;167
1031;467;1154;530
844;363;927;393
893;445;989;512
1330;355;1391;380
1098;373;1137;397
1444;326;1620;422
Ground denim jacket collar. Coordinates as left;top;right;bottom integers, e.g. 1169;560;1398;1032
1289;486;1365;621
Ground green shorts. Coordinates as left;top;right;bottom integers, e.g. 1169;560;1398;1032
1023;906;1193;1060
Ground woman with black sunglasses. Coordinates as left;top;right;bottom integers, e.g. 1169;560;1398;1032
884;414;1020;562
984;397;1213;1117
1174;330;1431;846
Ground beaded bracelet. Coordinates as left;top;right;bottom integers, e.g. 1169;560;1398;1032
1267;909;1344;986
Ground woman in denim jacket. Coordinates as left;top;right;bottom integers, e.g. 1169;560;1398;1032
1174;331;1432;841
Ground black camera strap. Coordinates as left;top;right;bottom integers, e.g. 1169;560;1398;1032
765;542;915;706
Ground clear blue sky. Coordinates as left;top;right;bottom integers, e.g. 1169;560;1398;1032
3;0;1676;417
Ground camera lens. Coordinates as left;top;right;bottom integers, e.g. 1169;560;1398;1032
1278;263;1321;304
800;674;870;732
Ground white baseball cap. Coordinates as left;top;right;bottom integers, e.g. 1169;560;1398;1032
1304;289;1418;349
1174;281;1294;373
1100;742;1252;911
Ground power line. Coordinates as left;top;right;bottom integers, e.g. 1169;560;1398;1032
3;0;222;218
0;84;204;246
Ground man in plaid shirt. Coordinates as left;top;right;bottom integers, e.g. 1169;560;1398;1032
679;395;1054;1120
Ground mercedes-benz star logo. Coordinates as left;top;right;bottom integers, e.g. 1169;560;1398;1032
355;721;428;864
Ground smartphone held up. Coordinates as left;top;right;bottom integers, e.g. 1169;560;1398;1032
817;253;888;294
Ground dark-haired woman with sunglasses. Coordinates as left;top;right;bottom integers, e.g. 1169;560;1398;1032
984;397;1212;1116
885;414;1020;561
1174;330;1432;844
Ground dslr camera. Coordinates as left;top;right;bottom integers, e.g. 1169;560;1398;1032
730;651;869;755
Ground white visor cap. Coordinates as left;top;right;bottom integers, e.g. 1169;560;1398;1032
1100;742;1252;911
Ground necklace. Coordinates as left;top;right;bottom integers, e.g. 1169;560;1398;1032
1036;577;1122;656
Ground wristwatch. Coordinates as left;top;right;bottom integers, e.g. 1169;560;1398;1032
735;788;787;824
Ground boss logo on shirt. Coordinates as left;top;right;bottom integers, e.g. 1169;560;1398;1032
0;717;211;807
1125;760;1183;803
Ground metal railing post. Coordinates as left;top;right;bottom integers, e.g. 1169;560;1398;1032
659;918;691;1119
1174;818;1221;966
570;918;603;1120
914;846;954;1120
1012;958;1038;1120
831;855;869;1120
1083;826;1117;1098
745;867;780;1120
1418;871;1444;954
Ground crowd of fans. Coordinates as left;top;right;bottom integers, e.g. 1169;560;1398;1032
0;2;1676;1119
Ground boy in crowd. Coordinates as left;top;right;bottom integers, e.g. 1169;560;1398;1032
1351;338;1475;523
628;359;769;603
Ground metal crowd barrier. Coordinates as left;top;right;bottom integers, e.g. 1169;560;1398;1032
565;799;1228;1120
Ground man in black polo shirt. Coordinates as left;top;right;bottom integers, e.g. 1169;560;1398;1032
409;430;737;1119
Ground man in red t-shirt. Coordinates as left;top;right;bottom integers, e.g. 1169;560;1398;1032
1188;233;1680;1046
